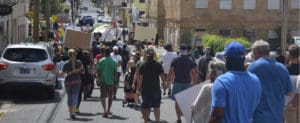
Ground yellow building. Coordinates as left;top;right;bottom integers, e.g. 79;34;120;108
132;0;147;16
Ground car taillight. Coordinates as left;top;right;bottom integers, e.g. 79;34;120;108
0;63;7;70
42;64;55;71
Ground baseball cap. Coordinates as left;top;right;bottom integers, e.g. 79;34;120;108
113;46;119;51
179;43;188;50
224;42;246;59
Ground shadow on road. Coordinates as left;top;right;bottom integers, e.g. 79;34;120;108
76;112;96;117
66;117;94;122
0;86;62;104
106;114;128;120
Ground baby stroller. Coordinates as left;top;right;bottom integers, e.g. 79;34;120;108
122;73;135;107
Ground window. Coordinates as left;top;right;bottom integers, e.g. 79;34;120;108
139;0;145;3
220;0;232;9
268;0;280;10
291;0;300;9
3;48;47;62
244;0;256;9
195;0;208;8
220;29;231;37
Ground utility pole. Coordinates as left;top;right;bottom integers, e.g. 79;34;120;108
281;0;289;55
33;0;40;42
44;0;50;42
71;0;74;23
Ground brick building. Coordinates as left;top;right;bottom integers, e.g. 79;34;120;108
147;0;300;48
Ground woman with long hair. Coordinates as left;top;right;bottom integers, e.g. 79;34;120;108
60;49;84;120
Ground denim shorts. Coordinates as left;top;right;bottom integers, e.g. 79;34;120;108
171;82;191;101
141;93;161;109
65;83;81;106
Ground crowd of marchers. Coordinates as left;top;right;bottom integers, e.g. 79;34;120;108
52;38;299;123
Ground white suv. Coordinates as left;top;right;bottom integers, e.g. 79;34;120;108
0;42;57;98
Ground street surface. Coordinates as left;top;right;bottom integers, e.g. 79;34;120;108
0;1;184;123
0;46;186;123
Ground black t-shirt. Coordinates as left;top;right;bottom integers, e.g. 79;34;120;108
286;63;300;75
197;55;213;82
139;60;164;95
171;55;196;83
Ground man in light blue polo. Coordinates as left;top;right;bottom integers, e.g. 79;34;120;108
209;42;262;123
248;40;292;123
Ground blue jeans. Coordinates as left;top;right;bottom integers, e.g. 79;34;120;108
171;82;191;101
65;83;81;106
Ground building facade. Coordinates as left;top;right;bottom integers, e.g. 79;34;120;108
0;0;30;52
162;0;300;47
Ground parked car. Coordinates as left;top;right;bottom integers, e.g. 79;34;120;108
0;42;57;98
99;16;111;23
79;16;94;26
80;6;88;11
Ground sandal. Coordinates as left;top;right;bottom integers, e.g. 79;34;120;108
102;112;108;118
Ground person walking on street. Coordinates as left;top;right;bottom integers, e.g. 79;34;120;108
167;43;198;123
110;46;123;99
286;44;300;75
284;44;300;123
247;40;292;123
159;44;178;96
137;48;166;123
96;47;118;118
60;49;84;120
192;59;226;123
208;42;262;123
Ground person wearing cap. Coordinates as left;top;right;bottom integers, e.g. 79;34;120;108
159;44;178;96
110;46;123;100
208;42;262;123
247;40;292;123
137;48;166;123
167;43;198;123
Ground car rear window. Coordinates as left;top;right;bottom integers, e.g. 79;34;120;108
3;48;48;62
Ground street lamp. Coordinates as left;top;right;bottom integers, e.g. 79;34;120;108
281;0;288;55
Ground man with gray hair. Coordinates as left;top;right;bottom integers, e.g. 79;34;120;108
247;40;292;123
192;59;226;123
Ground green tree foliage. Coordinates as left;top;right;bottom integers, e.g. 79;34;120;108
41;0;64;16
202;34;250;52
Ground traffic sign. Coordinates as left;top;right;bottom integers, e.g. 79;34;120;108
0;4;13;16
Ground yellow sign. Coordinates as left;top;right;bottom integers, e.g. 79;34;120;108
51;15;57;22
25;11;34;18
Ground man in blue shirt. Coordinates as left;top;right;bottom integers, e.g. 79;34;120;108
247;40;292;123
209;42;262;123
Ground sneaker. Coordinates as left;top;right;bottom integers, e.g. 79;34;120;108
70;114;76;120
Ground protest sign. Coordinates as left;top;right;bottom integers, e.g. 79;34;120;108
64;29;92;50
175;80;209;123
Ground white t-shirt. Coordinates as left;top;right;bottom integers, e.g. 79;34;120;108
110;53;123;73
285;75;300;106
159;51;178;74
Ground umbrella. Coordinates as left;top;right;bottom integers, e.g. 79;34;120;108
92;24;111;33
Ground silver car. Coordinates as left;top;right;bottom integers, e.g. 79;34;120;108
0;42;57;98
